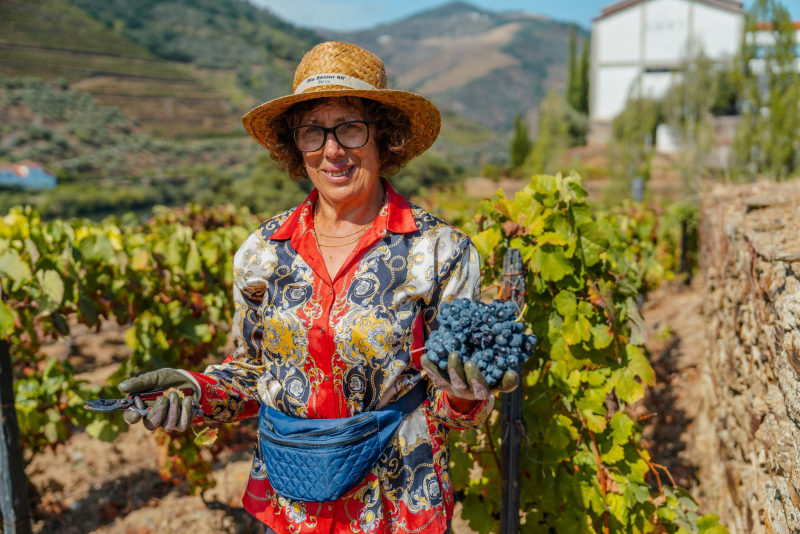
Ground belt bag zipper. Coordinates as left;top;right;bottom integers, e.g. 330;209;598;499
261;426;378;449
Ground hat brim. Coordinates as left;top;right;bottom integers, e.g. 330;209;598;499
241;87;441;163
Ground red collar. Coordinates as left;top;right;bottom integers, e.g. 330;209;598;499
269;180;417;244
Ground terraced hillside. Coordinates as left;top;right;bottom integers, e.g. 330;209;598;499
0;0;234;136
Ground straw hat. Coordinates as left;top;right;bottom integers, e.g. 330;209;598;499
241;41;441;162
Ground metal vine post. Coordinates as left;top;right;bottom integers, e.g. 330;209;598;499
0;334;33;534
500;247;525;534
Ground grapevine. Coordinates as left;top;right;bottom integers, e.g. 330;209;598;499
456;172;725;534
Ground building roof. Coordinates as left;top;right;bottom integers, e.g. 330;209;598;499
755;21;800;30
595;0;744;21
0;160;44;171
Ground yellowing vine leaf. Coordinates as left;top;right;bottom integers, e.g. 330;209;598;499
0;300;15;336
471;228;503;257
194;427;218;447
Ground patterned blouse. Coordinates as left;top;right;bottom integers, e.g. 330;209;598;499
186;181;493;534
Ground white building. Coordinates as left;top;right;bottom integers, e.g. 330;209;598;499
590;0;745;141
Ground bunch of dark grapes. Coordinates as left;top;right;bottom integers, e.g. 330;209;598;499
424;299;538;387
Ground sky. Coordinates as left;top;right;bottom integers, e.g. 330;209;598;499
252;0;800;32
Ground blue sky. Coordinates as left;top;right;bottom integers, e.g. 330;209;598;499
252;0;800;31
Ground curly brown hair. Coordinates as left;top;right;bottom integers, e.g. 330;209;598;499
266;97;412;181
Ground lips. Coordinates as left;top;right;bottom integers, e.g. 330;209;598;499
322;165;354;183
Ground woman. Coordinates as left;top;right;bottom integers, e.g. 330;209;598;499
119;42;519;534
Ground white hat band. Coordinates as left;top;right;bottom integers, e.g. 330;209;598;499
294;73;377;95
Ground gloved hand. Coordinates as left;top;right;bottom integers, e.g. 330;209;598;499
118;369;199;432
420;352;518;401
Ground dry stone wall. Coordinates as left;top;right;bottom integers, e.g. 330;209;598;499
701;180;800;534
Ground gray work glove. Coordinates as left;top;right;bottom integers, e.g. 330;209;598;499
420;352;518;401
118;369;199;432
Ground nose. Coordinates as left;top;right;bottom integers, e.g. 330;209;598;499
322;131;346;159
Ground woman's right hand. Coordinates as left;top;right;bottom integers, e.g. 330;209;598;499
420;352;518;401
118;369;199;432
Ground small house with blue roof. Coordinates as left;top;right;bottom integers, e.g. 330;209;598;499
0;161;56;190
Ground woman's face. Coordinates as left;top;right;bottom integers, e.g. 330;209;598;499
297;100;381;205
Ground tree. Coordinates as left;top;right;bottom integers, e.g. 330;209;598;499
567;26;590;115
567;25;579;111
509;114;531;168
732;0;800;181
577;38;590;114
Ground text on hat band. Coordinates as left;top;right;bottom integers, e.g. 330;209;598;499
294;73;377;95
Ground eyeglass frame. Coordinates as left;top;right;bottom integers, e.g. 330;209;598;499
289;120;374;152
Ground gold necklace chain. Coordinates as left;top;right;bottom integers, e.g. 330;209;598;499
312;203;373;238
315;224;371;239
316;228;369;247
312;186;386;252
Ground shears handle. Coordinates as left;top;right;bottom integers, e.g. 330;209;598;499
135;387;196;402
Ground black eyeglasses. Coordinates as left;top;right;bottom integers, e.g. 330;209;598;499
290;120;373;152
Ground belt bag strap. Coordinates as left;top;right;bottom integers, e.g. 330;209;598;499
258;380;427;502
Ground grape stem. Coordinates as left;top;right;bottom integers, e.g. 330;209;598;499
514;303;528;322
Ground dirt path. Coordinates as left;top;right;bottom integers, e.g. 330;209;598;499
640;277;720;510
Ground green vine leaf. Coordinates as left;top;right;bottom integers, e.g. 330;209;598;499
0;250;31;281
531;246;574;282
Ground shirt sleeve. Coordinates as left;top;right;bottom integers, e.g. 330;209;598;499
188;228;278;423
421;233;494;430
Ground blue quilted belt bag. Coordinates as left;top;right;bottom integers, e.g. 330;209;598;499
257;379;427;502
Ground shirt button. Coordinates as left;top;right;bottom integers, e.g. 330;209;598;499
319;327;324;334
328;289;333;295
324;377;330;382
328;504;333;511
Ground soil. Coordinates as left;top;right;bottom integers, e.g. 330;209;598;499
639;276;719;510
22;279;713;533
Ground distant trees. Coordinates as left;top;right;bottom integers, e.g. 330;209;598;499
662;47;718;194
732;0;800;181
610;93;660;196
505;24;591;175
525;89;588;175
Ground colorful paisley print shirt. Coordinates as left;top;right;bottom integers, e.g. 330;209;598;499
186;182;493;534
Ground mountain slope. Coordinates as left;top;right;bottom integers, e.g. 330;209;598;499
331;2;585;132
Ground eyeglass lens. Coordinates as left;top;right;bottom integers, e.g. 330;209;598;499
294;122;370;152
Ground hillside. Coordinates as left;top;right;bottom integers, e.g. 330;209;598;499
331;1;585;132
0;0;236;136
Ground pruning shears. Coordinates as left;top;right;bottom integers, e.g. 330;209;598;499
84;388;201;417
